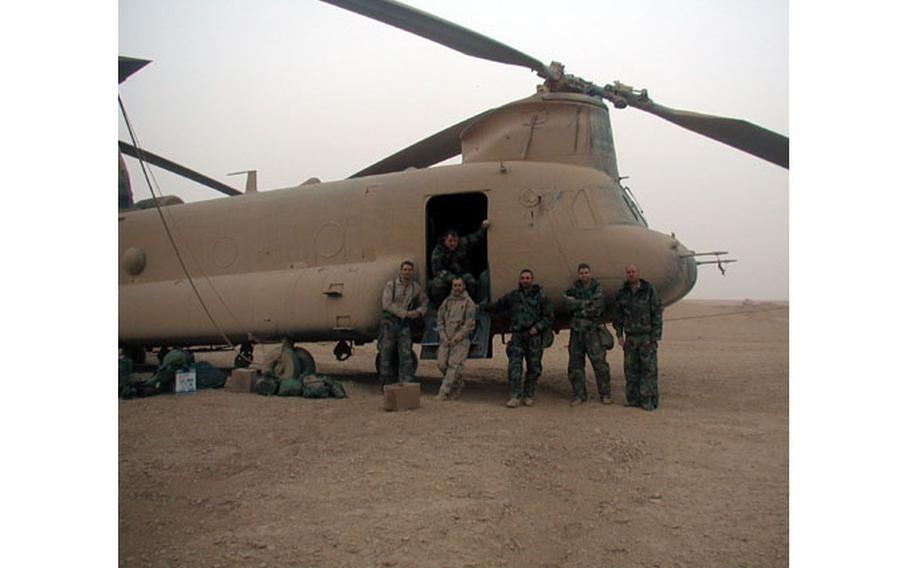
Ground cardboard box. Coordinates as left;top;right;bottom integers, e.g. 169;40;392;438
383;382;421;411
225;368;261;393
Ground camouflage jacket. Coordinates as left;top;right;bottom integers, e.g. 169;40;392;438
437;292;477;344
381;277;429;322
430;227;487;278
562;279;606;332
486;285;554;334
612;279;662;340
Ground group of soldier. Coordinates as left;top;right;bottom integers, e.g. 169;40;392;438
378;221;664;411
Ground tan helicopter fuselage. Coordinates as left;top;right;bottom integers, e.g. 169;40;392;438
119;93;697;348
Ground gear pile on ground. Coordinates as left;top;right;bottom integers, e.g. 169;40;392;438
119;349;227;399
255;341;347;399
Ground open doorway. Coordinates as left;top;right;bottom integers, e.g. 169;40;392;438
425;192;490;304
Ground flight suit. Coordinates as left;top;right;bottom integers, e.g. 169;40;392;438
379;276;428;384
563;278;612;401
613;279;663;409
485;285;554;400
435;291;476;399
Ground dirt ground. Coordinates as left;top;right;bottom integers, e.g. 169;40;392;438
119;300;788;568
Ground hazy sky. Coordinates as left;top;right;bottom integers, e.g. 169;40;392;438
118;0;788;301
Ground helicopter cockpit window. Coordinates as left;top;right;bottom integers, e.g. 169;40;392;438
620;183;648;227
425;192;490;305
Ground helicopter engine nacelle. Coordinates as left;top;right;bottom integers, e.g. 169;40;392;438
462;93;619;179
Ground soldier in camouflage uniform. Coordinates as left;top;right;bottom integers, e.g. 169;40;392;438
562;263;614;406
427;220;490;304
483;269;555;408
379;260;428;388
613;264;663;411
435;277;476;401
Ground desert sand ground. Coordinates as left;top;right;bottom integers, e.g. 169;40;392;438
119;299;788;567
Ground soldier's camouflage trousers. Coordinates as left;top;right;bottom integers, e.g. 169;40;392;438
379;318;415;383
567;328;611;401
622;334;659;408
506;332;543;399
437;337;470;398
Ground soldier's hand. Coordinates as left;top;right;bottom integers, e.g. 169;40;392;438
481;219;491;230
529;327;539;336
618;337;625;347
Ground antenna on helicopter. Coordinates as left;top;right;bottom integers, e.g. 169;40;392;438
682;251;739;276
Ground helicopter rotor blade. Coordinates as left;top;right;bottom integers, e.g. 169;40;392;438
625;97;789;169
348;109;492;178
320;0;553;79
119;56;151;84
119;141;242;197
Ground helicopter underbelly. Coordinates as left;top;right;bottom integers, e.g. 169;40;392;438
119;258;405;346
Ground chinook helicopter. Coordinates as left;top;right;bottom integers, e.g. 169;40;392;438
118;0;788;369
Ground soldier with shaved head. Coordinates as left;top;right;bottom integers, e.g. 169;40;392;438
613;264;663;411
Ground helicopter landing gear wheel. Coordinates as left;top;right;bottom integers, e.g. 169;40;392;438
293;347;317;377
234;342;254;368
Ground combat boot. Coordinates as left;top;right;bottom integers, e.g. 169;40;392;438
523;398;534;407
435;385;451;401
570;398;585;407
601;396;614;405
505;397;520;408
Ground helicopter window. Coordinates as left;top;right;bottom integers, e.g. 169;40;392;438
620;184;648;227
426;192;490;303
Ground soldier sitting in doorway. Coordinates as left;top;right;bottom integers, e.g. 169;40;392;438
427;220;490;305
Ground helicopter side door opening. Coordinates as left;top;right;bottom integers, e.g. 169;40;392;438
421;191;493;360
425;192;490;304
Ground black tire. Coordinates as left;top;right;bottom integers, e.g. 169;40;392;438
293;347;317;377
234;343;253;368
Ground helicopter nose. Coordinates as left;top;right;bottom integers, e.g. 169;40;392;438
669;239;698;303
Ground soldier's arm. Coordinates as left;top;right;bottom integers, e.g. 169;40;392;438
413;284;430;317
586;285;605;319
382;282;407;318
612;295;625;338
462;224;489;251
650;288;663;342
430;246;447;277
534;296;556;332
562;288;582;312
436;301;450;343
482;293;510;314
452;300;477;343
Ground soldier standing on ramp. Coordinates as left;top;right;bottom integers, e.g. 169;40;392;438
483;269;555;408
613;264;663;411
379;260;429;388
435;277;476;400
562;263;614;406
